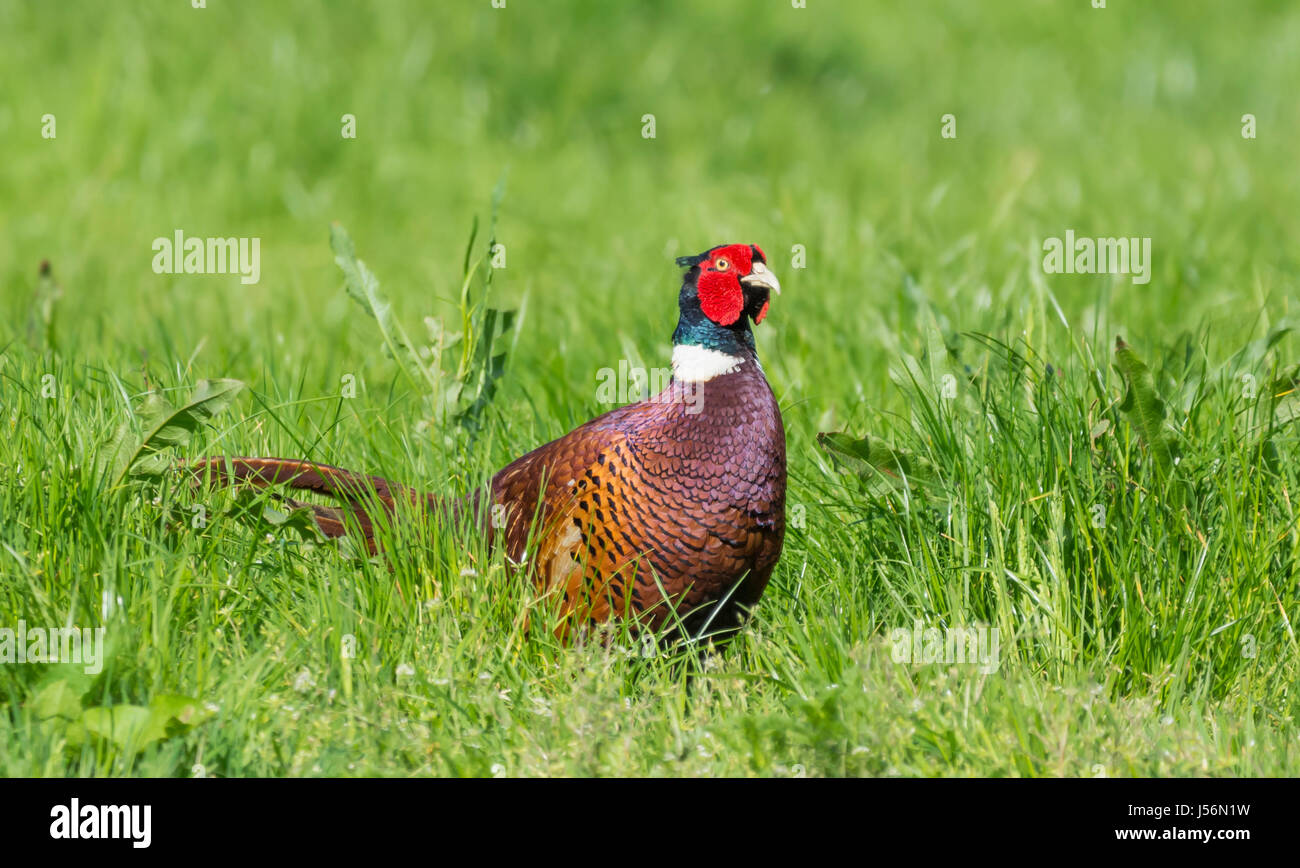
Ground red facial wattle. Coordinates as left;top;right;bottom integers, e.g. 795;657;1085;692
696;244;761;326
697;268;744;326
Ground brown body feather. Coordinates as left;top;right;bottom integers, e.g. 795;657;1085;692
191;241;786;642
190;347;784;640
488;346;785;637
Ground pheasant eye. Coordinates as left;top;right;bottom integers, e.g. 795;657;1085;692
714;258;729;271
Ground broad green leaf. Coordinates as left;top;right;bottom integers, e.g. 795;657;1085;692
1114;336;1177;478
80;704;155;749
818;431;936;495
146;693;214;729
261;500;327;544
1270;371;1300;426
29;676;89;721
1225;324;1292;379
80;694;213;752
106;379;245;486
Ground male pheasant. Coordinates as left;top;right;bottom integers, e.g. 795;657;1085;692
191;244;786;640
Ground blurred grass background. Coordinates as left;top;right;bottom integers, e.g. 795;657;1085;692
5;0;1299;413
2;0;1299;776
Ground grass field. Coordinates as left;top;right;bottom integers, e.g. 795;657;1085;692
2;0;1299;776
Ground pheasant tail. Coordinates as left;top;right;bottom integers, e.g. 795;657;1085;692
186;457;437;553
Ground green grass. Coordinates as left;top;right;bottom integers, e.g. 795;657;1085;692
2;0;1299;776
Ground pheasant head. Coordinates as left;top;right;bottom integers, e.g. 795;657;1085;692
672;243;781;379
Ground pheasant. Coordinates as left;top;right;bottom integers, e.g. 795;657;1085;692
190;243;786;640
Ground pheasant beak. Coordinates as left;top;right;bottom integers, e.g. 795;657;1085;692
741;261;781;296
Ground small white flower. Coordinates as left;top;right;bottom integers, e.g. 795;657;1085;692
396;662;416;678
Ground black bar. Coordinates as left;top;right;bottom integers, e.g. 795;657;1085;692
3;778;1286;855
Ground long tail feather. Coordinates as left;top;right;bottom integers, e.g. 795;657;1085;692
187;457;411;552
187;457;408;505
